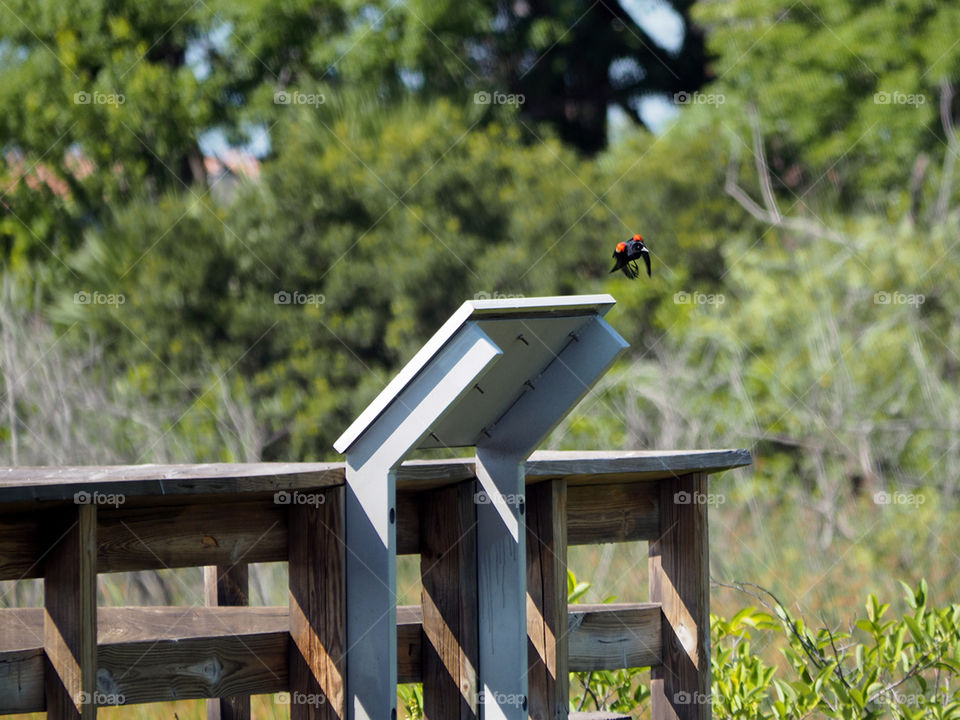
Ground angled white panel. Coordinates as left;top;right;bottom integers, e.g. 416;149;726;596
333;295;628;720
344;323;502;720
474;316;628;720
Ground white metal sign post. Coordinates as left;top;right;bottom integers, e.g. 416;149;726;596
334;295;628;720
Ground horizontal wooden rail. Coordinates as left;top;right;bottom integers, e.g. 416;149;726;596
0;450;751;719
0;450;748;584
0;450;751;505
1;480;663;580
0;603;660;714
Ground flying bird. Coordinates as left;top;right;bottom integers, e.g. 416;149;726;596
610;234;651;279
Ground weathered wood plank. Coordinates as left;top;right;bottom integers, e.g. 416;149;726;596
527;449;752;485
0;603;659;713
397;605;423;685
2;480;659;581
1;502;287;581
420;481;478;720
289;486;344;719
98;632;288;704
567;481;658;545
526;479;568;720
396;491;420;555
0;607;288;714
567;604;661;670
0;645;44;713
97;501;287;574
649;473;711;720
0;450;751;505
0;513;41;580
204;564;250;720
43;504;97;719
0;462;342;505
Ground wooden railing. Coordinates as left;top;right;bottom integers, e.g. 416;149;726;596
0;449;750;719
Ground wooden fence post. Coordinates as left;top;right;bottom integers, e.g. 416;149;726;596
419;481;479;720
649;473;711;720
526;478;569;720
44;504;98;720
204;563;250;720
289;486;346;719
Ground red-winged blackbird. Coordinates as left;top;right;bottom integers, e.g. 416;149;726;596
610;234;651;279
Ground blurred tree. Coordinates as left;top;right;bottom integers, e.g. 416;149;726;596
220;0;710;153
0;0;227;268
693;0;960;210
58;99;650;459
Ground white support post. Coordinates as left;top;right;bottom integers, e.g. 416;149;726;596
343;324;501;720
334;296;628;720
475;316;627;720
475;447;528;720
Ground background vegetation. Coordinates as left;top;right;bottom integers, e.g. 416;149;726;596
3;0;960;716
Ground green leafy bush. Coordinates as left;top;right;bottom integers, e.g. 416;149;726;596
404;578;960;719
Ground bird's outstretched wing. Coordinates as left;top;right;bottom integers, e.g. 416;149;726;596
641;248;651;277
610;252;639;278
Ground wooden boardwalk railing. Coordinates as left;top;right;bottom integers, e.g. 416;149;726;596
0;449;750;719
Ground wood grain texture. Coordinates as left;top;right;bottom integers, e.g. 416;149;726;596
0;603;659;714
3;479;658;582
97;632;287;704
0;645;44;713
0;514;40;580
0;502;287;581
567;604;662;670
0;462;342;505
420;481;478;720
567;482;658;545
205;564;251;720
526;449;752;484
526;479;568;720
98;501;286;574
649;473;711;720
0;450;751;506
397;605;423;684
1;607;288;713
288;486;344;719
43;504;97;720
396;491;420;555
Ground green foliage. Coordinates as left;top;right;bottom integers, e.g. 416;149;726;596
693;0;960;204
570;579;960;718
219;0;709;153
711;581;960;720
60;98;674;460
